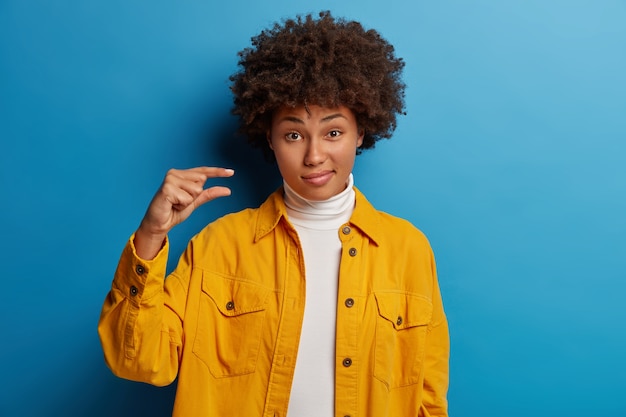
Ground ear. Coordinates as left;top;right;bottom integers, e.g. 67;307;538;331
356;129;364;147
266;130;274;150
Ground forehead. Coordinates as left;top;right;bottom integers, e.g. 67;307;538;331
272;104;356;122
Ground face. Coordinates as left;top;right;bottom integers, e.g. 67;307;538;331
268;104;364;201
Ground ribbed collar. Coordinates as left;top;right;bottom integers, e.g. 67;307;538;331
254;181;382;246
282;174;355;231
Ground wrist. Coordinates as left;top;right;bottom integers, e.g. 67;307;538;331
134;226;167;260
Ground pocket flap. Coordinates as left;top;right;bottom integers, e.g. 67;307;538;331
374;292;433;330
202;273;270;316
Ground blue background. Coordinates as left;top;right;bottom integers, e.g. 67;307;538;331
1;1;625;416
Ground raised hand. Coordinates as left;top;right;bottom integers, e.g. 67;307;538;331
134;167;234;259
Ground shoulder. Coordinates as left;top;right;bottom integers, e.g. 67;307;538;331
377;210;432;250
353;187;431;250
193;206;258;246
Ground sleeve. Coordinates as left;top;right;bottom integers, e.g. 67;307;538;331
97;234;185;387
420;249;450;417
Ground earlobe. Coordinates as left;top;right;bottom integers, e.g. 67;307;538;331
357;129;365;147
266;131;274;150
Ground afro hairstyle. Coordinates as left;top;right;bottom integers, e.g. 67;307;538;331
229;11;406;158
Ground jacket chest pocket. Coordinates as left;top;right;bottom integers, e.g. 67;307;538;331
373;292;432;389
193;272;269;378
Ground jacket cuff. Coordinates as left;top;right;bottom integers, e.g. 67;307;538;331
112;234;169;303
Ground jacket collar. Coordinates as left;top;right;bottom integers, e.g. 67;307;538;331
254;186;382;246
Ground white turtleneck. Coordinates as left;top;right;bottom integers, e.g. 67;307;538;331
284;174;356;417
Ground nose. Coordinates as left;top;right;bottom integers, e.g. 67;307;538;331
304;137;326;166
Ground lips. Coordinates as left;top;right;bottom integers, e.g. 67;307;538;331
302;170;334;186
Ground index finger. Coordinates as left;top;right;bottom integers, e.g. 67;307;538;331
190;166;235;178
172;167;234;184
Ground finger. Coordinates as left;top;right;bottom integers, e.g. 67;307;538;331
165;169;207;187
161;181;196;209
187;167;235;181
193;186;232;209
169;168;234;197
164;168;232;189
171;177;205;200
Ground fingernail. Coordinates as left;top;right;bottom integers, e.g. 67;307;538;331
225;169;234;175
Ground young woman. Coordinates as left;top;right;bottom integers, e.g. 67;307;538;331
99;11;449;417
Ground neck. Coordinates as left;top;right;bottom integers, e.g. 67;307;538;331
283;174;355;230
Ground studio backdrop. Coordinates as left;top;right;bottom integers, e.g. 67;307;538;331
1;1;625;416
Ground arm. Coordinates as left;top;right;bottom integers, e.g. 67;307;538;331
98;235;181;386
97;167;234;386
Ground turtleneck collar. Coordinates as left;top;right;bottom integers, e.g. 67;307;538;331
283;174;356;230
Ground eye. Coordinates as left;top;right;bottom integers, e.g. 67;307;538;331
285;131;302;141
327;130;342;139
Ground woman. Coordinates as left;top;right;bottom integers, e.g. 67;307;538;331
99;11;449;417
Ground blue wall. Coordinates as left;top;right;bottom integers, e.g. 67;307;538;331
1;1;625;416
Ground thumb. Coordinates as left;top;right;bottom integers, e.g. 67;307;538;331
194;186;232;208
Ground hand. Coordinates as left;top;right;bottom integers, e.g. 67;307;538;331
134;167;234;259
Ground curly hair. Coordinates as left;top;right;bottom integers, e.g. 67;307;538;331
229;11;406;157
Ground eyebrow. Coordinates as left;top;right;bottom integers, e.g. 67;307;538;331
278;113;347;124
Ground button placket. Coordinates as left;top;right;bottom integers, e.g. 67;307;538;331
338;224;360;414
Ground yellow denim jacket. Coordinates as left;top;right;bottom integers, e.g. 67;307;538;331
98;187;449;417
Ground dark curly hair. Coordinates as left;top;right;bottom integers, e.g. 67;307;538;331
229;11;406;157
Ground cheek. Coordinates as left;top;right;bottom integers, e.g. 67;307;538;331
340;145;358;162
273;148;297;172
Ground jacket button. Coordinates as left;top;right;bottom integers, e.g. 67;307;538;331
348;248;357;257
226;301;235;310
342;358;352;367
345;298;355;308
130;286;138;296
135;265;145;275
396;316;403;326
342;226;351;235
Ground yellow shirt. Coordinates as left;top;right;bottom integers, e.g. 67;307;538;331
98;187;449;417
